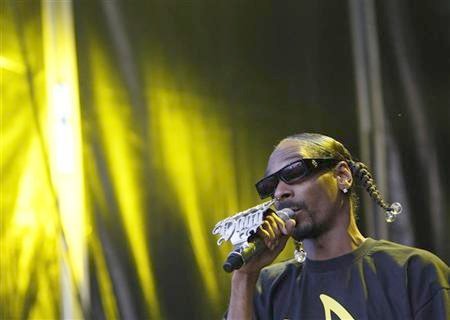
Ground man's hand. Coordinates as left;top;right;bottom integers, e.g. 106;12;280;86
235;212;297;275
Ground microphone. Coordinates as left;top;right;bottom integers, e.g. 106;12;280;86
222;208;295;273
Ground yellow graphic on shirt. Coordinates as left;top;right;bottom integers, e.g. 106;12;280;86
320;294;355;320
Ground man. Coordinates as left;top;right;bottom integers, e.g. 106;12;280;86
227;133;449;319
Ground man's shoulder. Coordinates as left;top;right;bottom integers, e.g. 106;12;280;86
367;239;450;317
366;238;449;276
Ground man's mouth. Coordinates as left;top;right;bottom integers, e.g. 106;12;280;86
291;207;309;223
276;201;307;216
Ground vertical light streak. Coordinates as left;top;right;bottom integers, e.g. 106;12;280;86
89;45;161;318
41;0;88;317
90;236;120;320
153;93;220;307
149;84;244;311
4;144;60;319
1;4;61;318
97;108;161;319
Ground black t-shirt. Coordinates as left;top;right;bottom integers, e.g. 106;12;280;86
253;238;449;320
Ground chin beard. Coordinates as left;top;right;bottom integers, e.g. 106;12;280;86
291;223;317;241
291;214;327;241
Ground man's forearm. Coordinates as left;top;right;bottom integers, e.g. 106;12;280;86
227;271;259;320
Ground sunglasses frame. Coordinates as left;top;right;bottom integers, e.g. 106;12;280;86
255;158;339;199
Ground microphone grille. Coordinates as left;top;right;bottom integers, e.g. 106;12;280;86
276;208;295;221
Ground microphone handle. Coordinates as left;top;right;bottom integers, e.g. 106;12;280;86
222;208;295;273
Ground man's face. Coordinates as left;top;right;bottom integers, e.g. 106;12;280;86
266;141;343;241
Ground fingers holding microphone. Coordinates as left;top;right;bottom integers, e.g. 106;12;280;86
232;210;297;274
259;212;296;251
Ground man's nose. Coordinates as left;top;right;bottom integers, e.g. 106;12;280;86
273;180;294;201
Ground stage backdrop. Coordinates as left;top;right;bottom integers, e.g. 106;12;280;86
2;0;449;319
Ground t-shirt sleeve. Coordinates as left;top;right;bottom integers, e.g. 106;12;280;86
406;251;450;320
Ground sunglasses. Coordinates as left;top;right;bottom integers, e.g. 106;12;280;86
255;158;339;199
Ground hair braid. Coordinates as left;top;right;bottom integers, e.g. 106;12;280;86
347;160;402;222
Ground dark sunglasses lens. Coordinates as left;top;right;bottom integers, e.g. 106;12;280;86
281;161;307;182
256;176;278;198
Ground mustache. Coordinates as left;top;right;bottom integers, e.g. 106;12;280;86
276;200;308;212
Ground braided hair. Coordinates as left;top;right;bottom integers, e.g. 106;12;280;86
279;133;401;221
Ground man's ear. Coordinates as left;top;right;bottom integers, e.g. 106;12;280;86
334;161;353;190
